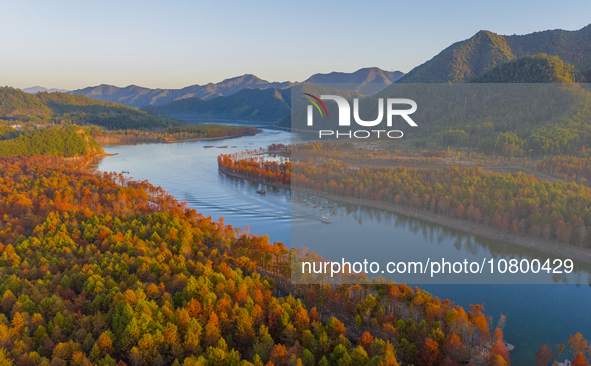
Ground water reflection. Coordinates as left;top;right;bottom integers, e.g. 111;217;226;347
292;192;591;285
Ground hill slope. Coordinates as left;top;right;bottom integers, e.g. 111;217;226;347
369;80;591;157
145;87;292;122
293;51;591;156
0;126;103;157
470;54;578;83
398;24;591;83
0;87;182;129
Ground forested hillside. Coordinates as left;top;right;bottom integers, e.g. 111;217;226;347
0;158;507;366
470;54;578;83
288;81;591;157
0;87;183;129
145;88;292;122
0;126;103;157
397;24;591;83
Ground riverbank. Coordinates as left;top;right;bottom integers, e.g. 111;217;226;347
219;166;591;265
64;152;117;166
95;130;262;146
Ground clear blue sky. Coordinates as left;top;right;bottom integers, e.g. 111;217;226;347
1;0;589;90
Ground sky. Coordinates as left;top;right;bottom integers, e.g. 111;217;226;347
1;0;590;90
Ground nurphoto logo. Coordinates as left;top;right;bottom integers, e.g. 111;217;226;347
304;93;418;139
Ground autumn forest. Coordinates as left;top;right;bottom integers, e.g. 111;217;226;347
0;157;516;366
2;20;591;366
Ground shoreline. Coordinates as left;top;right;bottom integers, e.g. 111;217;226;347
64;152;117;162
219;167;591;265
174;117;277;124
95;130;262;146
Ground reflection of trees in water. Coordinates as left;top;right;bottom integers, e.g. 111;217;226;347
222;171;290;197
465;239;479;256
327;202;591;284
552;272;568;284
286;191;591;284
454;238;463;251
291;192;340;219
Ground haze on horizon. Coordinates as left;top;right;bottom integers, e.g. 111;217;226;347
1;0;589;90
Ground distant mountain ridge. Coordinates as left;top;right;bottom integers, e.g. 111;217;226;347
70;67;403;109
22;86;69;94
398;24;591;83
146;84;366;123
70;74;291;109
145;88;292;122
304;67;404;95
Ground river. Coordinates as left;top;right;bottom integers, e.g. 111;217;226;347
95;124;591;364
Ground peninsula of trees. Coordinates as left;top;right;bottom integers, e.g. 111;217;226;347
92;125;260;145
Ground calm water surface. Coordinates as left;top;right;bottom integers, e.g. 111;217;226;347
96;125;591;364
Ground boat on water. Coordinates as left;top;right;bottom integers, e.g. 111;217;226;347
320;215;331;224
256;189;266;194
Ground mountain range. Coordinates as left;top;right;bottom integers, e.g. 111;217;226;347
68;67;401;109
69;74;291;109
13;23;591;129
145;83;365;123
304;67;403;95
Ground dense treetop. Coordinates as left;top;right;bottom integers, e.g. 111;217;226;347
0;157;506;366
0;126;103;157
470;54;578;83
